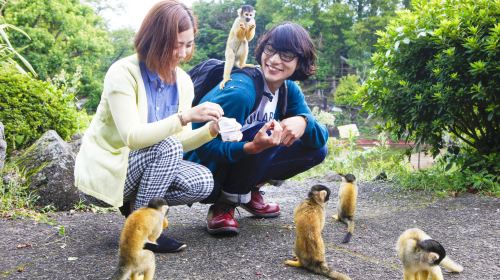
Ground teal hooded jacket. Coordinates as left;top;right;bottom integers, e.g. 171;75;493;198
185;72;329;173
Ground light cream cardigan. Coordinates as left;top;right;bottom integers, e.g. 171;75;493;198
74;54;215;207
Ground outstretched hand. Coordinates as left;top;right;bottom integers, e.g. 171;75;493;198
183;102;224;124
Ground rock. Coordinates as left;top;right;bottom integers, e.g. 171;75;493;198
324;171;343;182
69;133;83;155
15;130;78;210
0;122;6;172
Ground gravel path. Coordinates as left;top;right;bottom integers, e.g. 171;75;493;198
1;178;499;279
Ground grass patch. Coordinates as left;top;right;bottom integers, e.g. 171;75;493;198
293;134;500;197
293;134;411;181
0;164;58;224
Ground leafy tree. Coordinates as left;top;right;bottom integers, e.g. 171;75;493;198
344;15;393;82
107;28;135;65
343;0;401;20
365;0;499;159
3;0;114;111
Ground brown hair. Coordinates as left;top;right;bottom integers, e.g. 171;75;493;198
134;0;197;83
255;22;316;81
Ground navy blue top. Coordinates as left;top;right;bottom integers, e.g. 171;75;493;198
139;62;179;123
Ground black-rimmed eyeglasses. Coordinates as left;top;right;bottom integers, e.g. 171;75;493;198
263;45;297;62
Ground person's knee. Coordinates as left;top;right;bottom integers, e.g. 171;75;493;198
304;144;328;167
315;144;328;164
154;137;183;158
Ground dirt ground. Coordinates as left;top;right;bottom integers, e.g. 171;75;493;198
1;179;499;279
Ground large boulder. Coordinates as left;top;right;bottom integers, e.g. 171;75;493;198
0;122;6;172
15;130;78;210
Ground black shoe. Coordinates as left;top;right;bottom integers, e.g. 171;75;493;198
118;201;131;217
144;233;187;253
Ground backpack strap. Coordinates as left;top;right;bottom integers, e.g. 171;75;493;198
232;66;266;113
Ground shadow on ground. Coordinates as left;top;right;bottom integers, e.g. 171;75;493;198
1;179;499;279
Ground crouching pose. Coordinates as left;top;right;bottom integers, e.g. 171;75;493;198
186;22;328;235
75;0;223;253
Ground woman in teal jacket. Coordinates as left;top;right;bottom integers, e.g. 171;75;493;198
187;22;329;235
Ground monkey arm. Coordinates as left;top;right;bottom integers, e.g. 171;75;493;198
236;24;247;41
245;23;256;41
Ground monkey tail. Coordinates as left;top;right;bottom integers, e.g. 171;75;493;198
440;256;463;273
312;264;351;280
284;258;302;267
342;219;355;243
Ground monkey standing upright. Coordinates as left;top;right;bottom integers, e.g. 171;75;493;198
112;198;169;280
333;174;357;243
397;228;463;280
220;4;256;89
285;185;351;280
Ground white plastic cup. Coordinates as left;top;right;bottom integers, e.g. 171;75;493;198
218;117;242;142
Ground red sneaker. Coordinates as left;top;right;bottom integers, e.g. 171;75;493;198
241;190;280;218
206;203;239;235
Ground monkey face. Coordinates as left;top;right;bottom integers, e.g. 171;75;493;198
238;5;255;24
243;11;255;22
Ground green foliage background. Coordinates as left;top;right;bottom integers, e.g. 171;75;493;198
3;0;114;111
365;0;499;168
0;66;83;150
0;0;498;195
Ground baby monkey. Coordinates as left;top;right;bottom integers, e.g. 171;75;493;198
333;174;357;243
397;228;463;280
285;185;351;280
220;4;256;89
112;198;169;280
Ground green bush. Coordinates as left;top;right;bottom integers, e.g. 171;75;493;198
0;66;82;150
332;74;363;107
365;0;499;158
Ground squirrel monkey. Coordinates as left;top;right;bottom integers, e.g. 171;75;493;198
285;185;352;280
333;174;357;243
397;228;463;280
111;198;169;280
220;4;256;89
